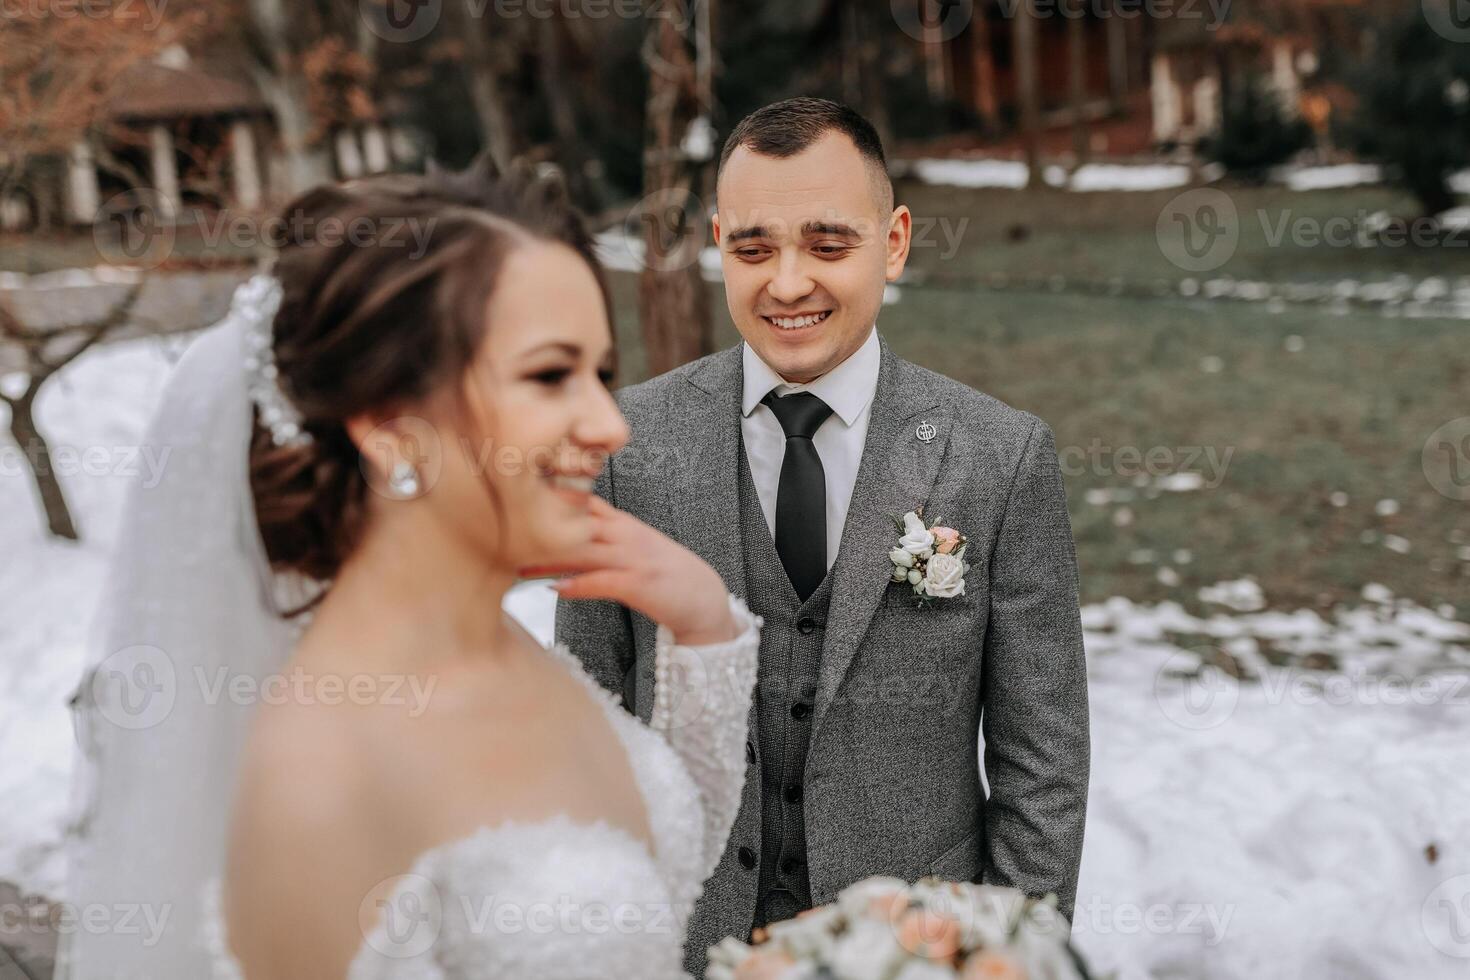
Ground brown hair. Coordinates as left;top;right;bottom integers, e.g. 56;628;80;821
716;97;893;208
249;156;610;584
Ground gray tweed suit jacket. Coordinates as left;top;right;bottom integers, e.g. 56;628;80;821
555;335;1090;974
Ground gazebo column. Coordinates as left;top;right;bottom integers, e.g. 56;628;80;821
230;119;264;210
149;124;183;221
1151;53;1183;144
65;139;101;224
335;129;365;179
362;124;391;174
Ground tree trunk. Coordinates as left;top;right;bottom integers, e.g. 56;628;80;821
1068;0;1089;168
638;9;710;377
538;14;598;209
1106;0;1129;113
844;1;892;151
7;393;78;540
971;4;999;133
246;0;332;196
1015;0;1043;188
458;0;520;172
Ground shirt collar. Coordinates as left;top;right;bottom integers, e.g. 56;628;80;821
741;325;880;426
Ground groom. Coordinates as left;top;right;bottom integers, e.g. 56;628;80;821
556;97;1089;974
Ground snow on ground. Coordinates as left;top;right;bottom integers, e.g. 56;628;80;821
908;157;1470;197
3;339;1469;976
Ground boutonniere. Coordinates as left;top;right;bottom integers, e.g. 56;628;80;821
888;506;969;609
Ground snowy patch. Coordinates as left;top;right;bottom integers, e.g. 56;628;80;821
907;157;1470;200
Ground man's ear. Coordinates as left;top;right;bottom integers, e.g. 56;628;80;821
711;210;722;246
885;205;913;282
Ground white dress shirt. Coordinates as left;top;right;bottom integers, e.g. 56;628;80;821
741;326;881;572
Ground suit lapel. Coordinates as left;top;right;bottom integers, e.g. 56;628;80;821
813;339;952;736
668;347;748;602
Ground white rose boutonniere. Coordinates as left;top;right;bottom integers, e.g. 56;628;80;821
887;507;970;609
898;512;936;559
921;553;966;598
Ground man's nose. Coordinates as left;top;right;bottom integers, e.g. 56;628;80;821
767;255;816;305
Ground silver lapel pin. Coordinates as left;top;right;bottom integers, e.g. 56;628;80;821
916;420;937;443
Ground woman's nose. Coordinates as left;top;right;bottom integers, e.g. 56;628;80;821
575;385;630;464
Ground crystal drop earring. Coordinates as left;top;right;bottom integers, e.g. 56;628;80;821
387;460;421;499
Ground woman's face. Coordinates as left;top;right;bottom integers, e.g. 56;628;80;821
423;241;629;569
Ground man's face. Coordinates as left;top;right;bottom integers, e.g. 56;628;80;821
713;131;911;384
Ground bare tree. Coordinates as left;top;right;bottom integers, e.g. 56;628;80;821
1014;0;1043;188
243;0;333;194
456;0;521;172
637;1;712;376
0;285;142;540
1067;0;1089;169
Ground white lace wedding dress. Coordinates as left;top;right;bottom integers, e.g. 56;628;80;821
201;596;762;980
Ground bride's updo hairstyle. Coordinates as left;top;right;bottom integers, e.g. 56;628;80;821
249;156;609;583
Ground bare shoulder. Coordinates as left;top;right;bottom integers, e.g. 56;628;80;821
223;699;391;979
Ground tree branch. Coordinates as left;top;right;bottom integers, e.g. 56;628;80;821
40;282;142;374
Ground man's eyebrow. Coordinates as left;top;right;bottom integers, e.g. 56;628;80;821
724;225;771;243
802;220;861;237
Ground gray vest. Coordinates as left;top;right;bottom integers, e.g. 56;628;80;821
736;440;833;926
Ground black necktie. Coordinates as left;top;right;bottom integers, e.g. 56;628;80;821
761;391;834;603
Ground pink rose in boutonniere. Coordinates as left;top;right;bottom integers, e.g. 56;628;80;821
887;508;970;609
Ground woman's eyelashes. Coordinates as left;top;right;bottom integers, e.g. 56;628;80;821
529;366;573;386
527;365;616;388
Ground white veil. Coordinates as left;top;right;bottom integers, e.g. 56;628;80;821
57;275;314;978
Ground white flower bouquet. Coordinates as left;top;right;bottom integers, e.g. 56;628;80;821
888;509;970;608
706;876;1091;980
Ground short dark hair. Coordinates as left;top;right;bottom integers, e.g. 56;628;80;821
717;98;893;209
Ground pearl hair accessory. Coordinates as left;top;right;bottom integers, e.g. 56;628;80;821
236;275;312;449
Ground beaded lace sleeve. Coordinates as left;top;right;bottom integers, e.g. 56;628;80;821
648;594;762;881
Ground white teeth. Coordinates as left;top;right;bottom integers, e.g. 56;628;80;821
768;311;830;330
549;475;594;493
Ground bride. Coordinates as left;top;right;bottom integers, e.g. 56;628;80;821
59;160;761;979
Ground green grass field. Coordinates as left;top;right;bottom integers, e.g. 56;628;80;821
603;254;1469;619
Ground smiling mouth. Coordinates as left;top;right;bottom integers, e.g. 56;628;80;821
544;473;595;495
763;311;832;331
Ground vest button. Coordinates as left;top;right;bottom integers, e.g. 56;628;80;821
738;846;757;870
780;856;803;875
783;784;803;804
797;617;817;634
790;702;811;721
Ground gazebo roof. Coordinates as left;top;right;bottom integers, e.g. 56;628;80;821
105;59;266;122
